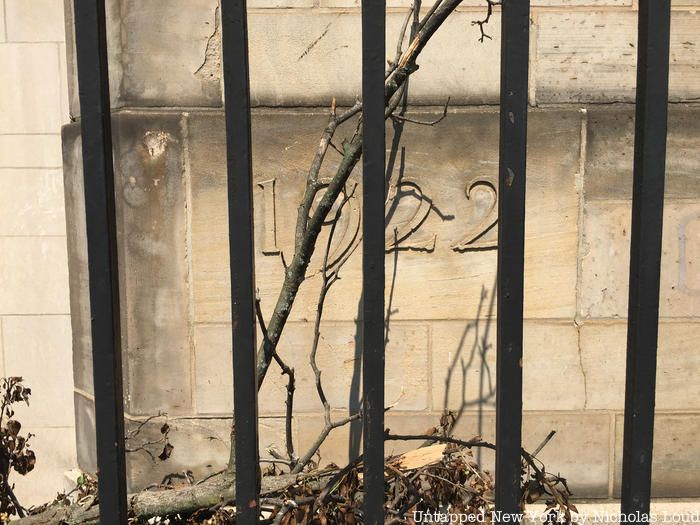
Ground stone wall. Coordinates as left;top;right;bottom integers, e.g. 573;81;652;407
61;0;700;112
64;105;700;498
0;0;76;507
61;0;700;502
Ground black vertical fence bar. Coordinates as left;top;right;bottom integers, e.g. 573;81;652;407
73;0;128;522
620;0;672;516
220;0;260;522
495;0;530;518
361;0;386;522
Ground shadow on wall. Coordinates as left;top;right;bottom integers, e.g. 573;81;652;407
347;97;497;462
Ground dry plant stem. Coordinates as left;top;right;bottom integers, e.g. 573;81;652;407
472;0;500;42
255;0;470;392
289;190;366;475
255;295;297;465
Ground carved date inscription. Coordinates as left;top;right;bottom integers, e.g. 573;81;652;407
256;175;499;259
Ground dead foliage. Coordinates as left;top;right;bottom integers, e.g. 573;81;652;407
0;377;36;521
120;422;575;525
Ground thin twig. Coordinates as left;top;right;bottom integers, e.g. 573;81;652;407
472;0;501;42
392;97;451;126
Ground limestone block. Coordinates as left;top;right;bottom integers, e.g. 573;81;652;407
581;107;700;318
61;126;93;396
579;322;700;411
0;43;62;133
580;201;700;319
111;114;192;416
74;392;97;474
75;393;287;490
614;414;700;497
249;0;314;7
125;416;287;490
11;427;76;508
0;134;63;168
2;315;75;428
5;0;66;42
522;412;610;498
118;0;220;108
322;0;629;6
248;11;500;105
188;109;580;325
0;169;66;236
62;0;122;118
585;108;700;202
0;237;70;314
194;321;429;415
297;411;610;497
78;1;501;108
536;11;700;103
431;320;586;413
62;115;192;412
532;0;630;4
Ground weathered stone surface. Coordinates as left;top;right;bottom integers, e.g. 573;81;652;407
431;320;586;413
62;0;122;117
580;201;700;319
0;43;63;133
523;412;611;498
585;107;700;201
3;315;75;428
614;414;700;497
119;0;219;107
532;0;630;3
581;108;700;319
61;105;700;500
63;115;192;412
536;11;700;103
66;2;502;108
62;126;94;396
74;395;289;492
74;392;97;474
297;411;610;497
112;114;192;415
249;0;315;8
580;321;700;410
188;109;580;324
125;416;287;490
62;3;700;109
195;321;429;415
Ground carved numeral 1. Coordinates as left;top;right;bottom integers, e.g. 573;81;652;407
257;178;280;255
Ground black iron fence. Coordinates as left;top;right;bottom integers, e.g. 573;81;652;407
71;0;672;523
